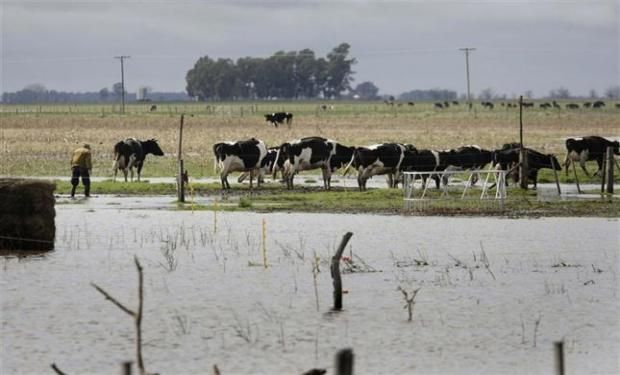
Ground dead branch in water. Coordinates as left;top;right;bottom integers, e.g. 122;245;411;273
398;286;422;322
91;256;148;375
50;363;67;375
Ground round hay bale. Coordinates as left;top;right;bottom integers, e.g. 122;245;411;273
0;179;56;251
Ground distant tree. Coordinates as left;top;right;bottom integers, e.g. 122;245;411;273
604;85;620;99
478;88;495;101
588;89;598;99
112;82;125;98
99;88;110;101
351;81;379;100
399;88;457;101
324;43;357;98
548;87;570;99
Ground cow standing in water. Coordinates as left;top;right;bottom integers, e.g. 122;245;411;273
564;136;620;177
344;143;408;191
213;138;268;189
113;138;164;182
275;136;335;190
494;145;562;189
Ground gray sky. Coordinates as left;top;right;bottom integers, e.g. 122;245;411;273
1;0;618;98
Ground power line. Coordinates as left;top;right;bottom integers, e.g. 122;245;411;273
459;47;476;110
114;55;130;114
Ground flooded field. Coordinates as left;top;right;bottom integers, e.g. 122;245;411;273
1;197;618;374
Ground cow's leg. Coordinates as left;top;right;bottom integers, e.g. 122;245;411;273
579;151;591;177
563;152;572;176
594;158;604;177
123;168;129;182
249;170;254;189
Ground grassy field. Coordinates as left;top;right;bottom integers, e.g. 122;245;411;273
2;100;619;184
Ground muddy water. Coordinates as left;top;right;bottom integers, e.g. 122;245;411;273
1;198;618;374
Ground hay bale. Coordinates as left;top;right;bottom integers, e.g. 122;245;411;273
0;179;56;251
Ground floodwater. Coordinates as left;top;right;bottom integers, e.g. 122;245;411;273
1;197;619;374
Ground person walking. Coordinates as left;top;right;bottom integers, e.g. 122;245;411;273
70;143;92;198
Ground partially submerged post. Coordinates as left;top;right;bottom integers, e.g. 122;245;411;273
331;232;353;311
335;348;354;375
554;341;565;375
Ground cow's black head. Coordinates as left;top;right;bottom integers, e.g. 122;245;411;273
143;139;164;156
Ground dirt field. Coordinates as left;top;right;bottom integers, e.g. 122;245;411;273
2;101;619;178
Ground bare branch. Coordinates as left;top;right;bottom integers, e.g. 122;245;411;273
91;282;136;317
50;363;67;375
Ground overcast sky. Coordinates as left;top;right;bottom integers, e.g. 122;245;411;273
1;0;618;98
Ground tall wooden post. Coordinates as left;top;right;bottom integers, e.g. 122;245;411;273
550;156;561;195
518;96;528;189
606;146;615;194
177;114;185;202
600;151;607;194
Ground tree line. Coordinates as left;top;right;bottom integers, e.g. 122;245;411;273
185;43;357;100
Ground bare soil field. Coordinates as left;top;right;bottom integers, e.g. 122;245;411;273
2;101;619;179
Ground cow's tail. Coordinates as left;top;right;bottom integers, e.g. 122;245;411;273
271;146;282;178
342;152;357;176
213;144;222;174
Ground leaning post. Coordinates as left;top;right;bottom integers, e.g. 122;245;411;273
606;146;614;194
331;232;354;311
177;114;185;202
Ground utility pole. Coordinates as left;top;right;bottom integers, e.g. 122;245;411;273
114;55;130;114
459;48;475;110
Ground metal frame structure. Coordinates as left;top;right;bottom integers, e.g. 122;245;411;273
403;168;507;209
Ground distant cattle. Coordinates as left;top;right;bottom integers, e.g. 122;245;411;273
566;103;579;109
275;136;336;189
583;102;592;108
592;101;605;109
265;112;293;128
113;138;164;182
149;105;157;112
213;138;267;189
552;101;561;109
564;136;620;177
494;145;561;188
522;102;535;108
540;103;551;109
344;143;408;191
407;102;415;106
434;102;444;109
452;101;459;106
481;101;494;109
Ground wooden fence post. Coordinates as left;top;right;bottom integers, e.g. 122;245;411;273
335;348;354;375
606;146;614;194
177;114;185;202
550;156;561;195
554;341;565;375
331;232;353;311
122;361;132;375
519;148;529;190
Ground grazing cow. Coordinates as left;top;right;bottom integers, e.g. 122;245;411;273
237;146;284;184
566;103;579;109
434;102;444;109
113;138;164;182
213;138;267;189
522;102;535;108
452;101;459;105
407;102;415;106
583;102;592;108
494;146;561;188
344;143;408;191
481;101;494;109
540;103;551;109
275;136;335;189
149;105;157;112
552;101;561;109
438;145;494;185
400;147;443;188
592;101;605;109
564;136;620;177
264;112;293;128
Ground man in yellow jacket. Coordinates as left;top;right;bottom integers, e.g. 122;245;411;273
71;143;92;198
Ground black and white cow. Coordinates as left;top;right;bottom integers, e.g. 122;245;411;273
344;143;408;191
275;136;336;189
237;146;285;184
494;146;562;188
265;112;294;128
213;138;267;189
564;136;620;176
438;145;494;185
401;147;443;188
113;138;164;182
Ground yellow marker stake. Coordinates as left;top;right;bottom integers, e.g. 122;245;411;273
262;218;268;269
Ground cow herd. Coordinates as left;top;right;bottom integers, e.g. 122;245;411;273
211;135;619;191
109;135;619;192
